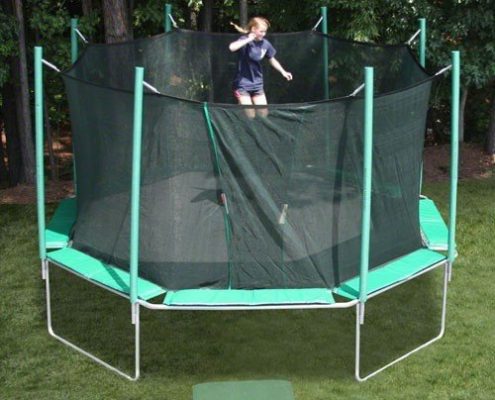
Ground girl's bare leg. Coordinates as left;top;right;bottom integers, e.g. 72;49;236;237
252;94;268;117
238;94;256;119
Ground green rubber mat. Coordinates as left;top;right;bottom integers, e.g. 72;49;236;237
48;247;166;300
46;197;77;249
193;380;294;400
420;198;449;251
164;288;335;307
334;248;446;300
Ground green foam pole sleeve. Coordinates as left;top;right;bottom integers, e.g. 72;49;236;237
448;51;460;264
35;46;46;260
71;18;78;64
419;18;426;68
130;67;144;304
359;66;374;303
165;4;173;33
321;7;329;99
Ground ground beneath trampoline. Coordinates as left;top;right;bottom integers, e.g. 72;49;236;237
0;142;493;205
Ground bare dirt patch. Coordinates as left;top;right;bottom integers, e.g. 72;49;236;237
0;181;74;205
1;143;493;205
423;142;494;182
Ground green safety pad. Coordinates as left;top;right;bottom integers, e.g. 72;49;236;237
420;198;449;251
193;380;295;400
47;247;166;300
165;288;335;306
46;197;77;249
334;249;446;300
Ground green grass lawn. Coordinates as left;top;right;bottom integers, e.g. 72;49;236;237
1;177;494;399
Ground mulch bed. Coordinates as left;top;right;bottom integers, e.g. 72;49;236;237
0;181;74;205
1;143;493;205
423;142;493;181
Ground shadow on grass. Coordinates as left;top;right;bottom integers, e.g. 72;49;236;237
47;264;444;381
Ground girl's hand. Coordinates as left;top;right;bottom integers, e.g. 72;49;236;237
282;71;293;81
229;34;256;52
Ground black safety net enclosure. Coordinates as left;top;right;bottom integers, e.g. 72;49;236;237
62;29;433;290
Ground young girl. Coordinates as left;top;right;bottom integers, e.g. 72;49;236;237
229;17;292;110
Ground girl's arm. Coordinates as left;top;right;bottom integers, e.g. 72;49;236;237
269;58;293;81
229;33;256;52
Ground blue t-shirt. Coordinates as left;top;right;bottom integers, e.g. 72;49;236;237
233;36;276;92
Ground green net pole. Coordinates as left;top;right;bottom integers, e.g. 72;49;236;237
130;67;144;304
203;103;221;175
418;18;426;195
35;46;46;261
70;18;79;195
419;18;426;68
320;7;331;171
321;7;329;99
448;51;460;264
164;3;172;33
202;102;233;288
70;18;78;64
359;67;374;304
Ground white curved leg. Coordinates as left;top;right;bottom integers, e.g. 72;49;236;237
45;262;140;380
355;262;448;382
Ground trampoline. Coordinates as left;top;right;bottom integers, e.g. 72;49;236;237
34;6;460;381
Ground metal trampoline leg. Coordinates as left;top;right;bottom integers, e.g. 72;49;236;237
354;262;449;382
448;261;453;282
41;259;48;280
45;262;141;381
133;302;141;380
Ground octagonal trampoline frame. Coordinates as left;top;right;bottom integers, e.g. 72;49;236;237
34;7;460;382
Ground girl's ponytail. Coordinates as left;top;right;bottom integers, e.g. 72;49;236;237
230;17;270;34
230;21;248;34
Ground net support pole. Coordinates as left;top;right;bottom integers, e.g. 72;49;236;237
419;18;426;68
70;18;79;195
164;3;173;33
202;102;233;288
321;6;331;170
321;6;329;99
70;18;78;64
358;67;374;316
130;67;144;306
35;46;47;279
448;51;460;277
418;18;426;194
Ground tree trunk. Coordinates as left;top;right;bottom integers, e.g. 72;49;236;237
202;0;213;32
486;93;495;162
459;86;468;142
2;80;22;186
102;0;131;43
190;9;198;30
81;0;93;16
0;128;8;185
128;0;134;39
13;0;36;184
240;0;248;26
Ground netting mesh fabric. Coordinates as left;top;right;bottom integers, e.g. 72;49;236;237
62;29;434;290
